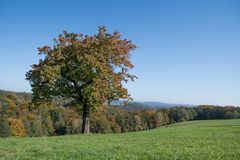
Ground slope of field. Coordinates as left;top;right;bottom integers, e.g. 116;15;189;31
0;120;239;160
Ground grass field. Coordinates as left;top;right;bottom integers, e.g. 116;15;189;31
0;119;239;160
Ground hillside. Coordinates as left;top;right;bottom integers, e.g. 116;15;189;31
0;119;239;160
1;89;240;138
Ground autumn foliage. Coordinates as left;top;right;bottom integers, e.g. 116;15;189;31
9;118;26;137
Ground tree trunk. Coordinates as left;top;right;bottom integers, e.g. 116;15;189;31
81;104;90;134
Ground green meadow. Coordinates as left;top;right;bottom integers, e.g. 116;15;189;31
0;119;239;160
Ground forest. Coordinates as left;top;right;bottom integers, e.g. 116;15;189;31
0;90;240;138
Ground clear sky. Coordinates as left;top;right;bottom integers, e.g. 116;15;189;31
0;0;240;106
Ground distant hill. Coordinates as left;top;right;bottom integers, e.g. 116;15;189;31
0;89;31;96
0;89;32;103
139;101;196;108
0;89;195;109
111;100;196;110
116;102;150;111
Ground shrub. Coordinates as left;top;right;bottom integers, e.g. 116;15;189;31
0;116;10;138
9;118;26;137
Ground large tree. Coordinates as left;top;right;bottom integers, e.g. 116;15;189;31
26;26;136;134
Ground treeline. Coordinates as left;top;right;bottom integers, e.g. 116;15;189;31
0;90;240;137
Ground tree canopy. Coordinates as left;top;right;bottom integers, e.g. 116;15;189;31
26;26;137;133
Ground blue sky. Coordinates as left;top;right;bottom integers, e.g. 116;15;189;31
0;0;240;106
